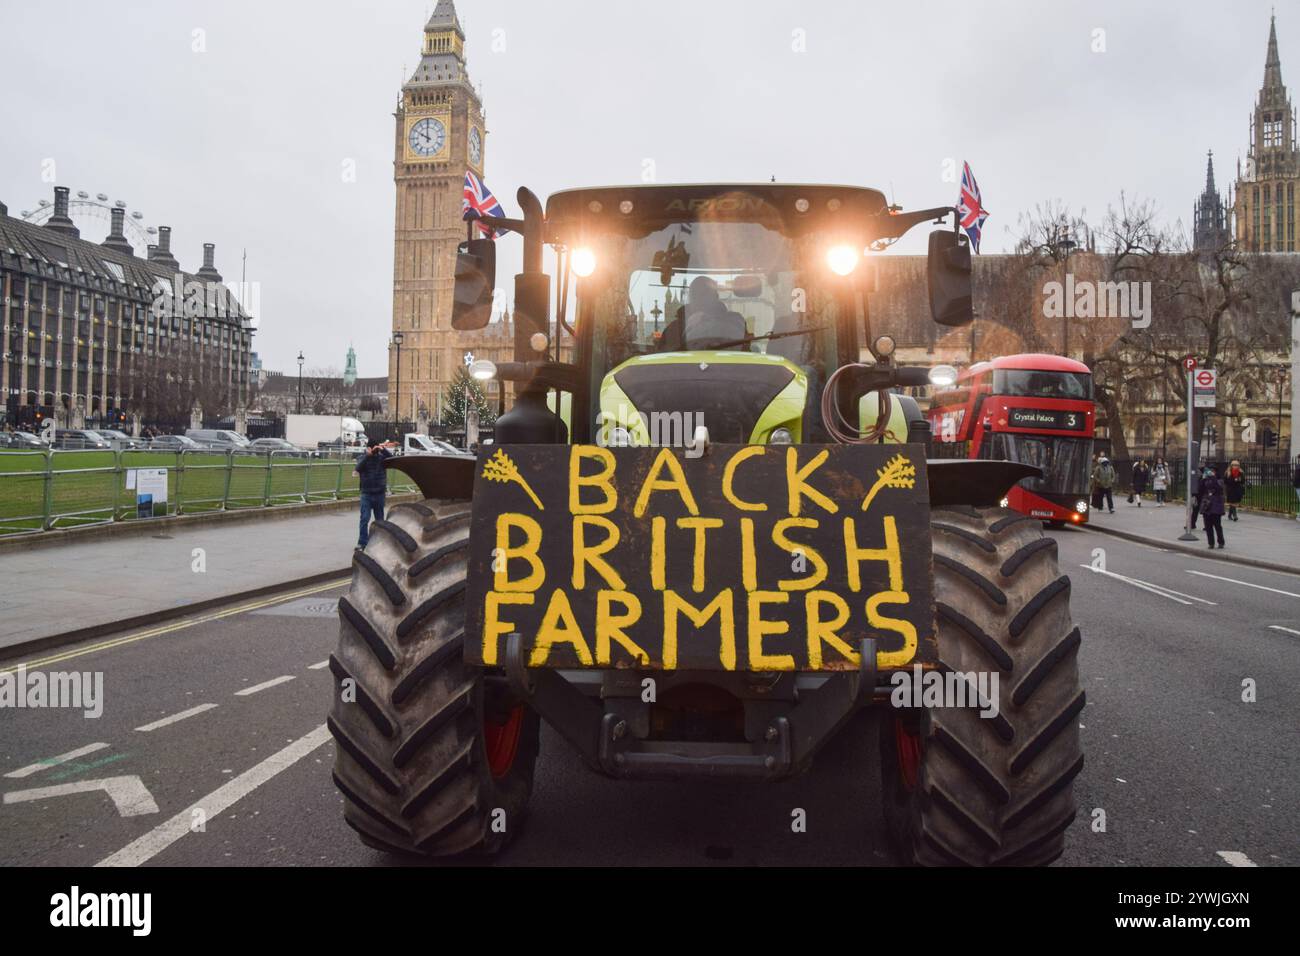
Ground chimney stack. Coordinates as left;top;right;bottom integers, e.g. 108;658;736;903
44;186;80;238
101;206;135;256
147;244;158;260
196;242;223;282
0;199;7;218
151;225;180;269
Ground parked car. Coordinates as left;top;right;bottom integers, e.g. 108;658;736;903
2;431;50;450
399;433;473;457
97;428;145;450
53;429;112;450
185;428;252;451
149;434;203;451
248;437;312;457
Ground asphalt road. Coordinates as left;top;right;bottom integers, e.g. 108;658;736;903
2;524;1296;867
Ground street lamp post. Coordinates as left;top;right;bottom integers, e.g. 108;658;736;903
1276;366;1287;460
1057;228;1077;357
296;350;304;414
390;332;404;423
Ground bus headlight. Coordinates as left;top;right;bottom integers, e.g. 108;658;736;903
999;497;1010;508
768;427;794;445
1075;499;1088;514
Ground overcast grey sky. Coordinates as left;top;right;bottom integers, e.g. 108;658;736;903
0;0;1285;376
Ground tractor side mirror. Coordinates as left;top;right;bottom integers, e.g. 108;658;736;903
927;230;973;326
451;238;497;330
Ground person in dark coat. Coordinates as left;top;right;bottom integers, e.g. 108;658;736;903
1222;459;1246;521
1130;459;1150;506
1199;466;1226;549
352;437;398;550
1294;460;1300;522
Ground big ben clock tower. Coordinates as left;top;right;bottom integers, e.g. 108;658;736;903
391;0;488;422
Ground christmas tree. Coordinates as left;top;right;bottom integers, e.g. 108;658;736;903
440;365;497;431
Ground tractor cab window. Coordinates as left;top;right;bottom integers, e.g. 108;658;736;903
582;221;840;379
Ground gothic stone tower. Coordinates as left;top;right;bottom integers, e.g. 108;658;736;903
1234;15;1299;252
1193;151;1231;253
390;0;487;421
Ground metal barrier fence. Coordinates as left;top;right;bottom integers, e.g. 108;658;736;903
0;448;421;535
1106;457;1300;514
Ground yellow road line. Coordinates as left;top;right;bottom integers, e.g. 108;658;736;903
1;577;350;675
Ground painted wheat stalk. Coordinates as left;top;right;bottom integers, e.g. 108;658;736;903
860;453;917;512
482;449;544;510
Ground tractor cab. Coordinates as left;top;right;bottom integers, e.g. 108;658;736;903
450;183;973;447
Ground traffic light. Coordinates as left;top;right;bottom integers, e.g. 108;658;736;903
1263;429;1278;449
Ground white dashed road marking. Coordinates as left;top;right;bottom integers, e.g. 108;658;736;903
1216;850;1258;867
96;723;331;867
234;675;295;696
4;742;110;779
307;660;330;670
1267;625;1300;637
134;703;218;733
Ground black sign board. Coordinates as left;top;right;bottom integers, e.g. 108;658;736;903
1007;407;1087;431
463;444;936;672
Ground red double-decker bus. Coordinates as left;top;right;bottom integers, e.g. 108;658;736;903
927;353;1096;525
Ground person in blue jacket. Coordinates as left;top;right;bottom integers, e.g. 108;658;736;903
353;437;398;550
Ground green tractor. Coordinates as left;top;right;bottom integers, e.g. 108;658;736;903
329;183;1083;865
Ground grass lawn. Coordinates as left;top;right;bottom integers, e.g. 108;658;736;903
0;449;420;534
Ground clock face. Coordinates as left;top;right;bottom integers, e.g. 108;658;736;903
408;117;445;157
469;127;482;165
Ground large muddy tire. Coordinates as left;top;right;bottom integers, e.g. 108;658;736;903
881;506;1084;866
328;499;539;857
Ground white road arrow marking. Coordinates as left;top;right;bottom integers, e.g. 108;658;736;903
4;742;110;779
1186;569;1300;598
1078;566;1216;606
97;723;329;867
3;775;159;817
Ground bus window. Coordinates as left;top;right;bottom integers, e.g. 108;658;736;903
993;369;1092;401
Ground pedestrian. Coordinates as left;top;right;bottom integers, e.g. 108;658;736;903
1092;456;1117;513
1222;459;1246;521
1130;459;1150;507
1152;458;1169;505
1189;466;1202;529
1293;459;1300;522
1199;465;1226;549
352;436;398;551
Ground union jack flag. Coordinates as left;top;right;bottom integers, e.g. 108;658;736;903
957;161;989;253
462;170;506;238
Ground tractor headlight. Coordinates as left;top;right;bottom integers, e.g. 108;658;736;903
1075;499;1088;514
768;427;794;445
608;426;632;447
928;364;959;387
826;244;859;276
572;247;597;277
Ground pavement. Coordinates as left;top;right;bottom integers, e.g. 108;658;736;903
0;507;372;655
1085;494;1300;574
1;524;1295;866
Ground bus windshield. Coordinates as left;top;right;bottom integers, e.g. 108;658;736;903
982;433;1092;496
993;368;1092;401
